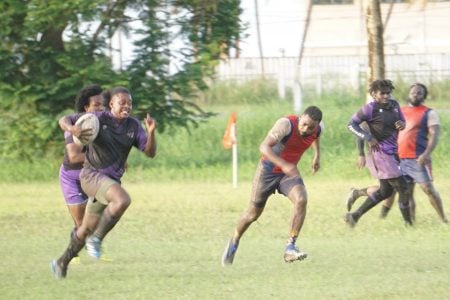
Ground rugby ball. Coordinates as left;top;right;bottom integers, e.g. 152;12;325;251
73;113;100;146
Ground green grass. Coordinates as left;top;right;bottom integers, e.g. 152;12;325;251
1;178;450;299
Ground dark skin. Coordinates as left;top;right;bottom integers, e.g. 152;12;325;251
59;92;157;240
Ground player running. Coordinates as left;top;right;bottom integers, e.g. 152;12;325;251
222;106;323;265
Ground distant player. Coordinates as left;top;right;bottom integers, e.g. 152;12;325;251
346;83;447;223
346;122;395;218
222;106;322;265
345;79;413;227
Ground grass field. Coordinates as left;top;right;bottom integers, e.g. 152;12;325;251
1;176;450;299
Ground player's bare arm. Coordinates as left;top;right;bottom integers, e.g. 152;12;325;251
311;138;320;173
418;124;440;165
395;120;405;130
66;143;85;164
259;134;298;177
58;115;92;141
143;113;157;158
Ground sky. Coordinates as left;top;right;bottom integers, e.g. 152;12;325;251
238;0;307;58
110;0;307;68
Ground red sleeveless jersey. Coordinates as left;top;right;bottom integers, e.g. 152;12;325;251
262;115;321;173
398;105;430;159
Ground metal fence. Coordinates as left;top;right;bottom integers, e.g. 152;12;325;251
215;53;450;93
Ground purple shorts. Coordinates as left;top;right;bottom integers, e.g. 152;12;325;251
59;165;88;206
400;158;433;183
366;151;402;180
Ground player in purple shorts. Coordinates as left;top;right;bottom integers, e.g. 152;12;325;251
59;84;104;229
51;87;157;279
345;79;413;227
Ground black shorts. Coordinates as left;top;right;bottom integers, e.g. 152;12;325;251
250;162;304;208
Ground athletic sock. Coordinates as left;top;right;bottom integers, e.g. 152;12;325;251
354;197;378;222
380;205;391;218
357;188;368;197
58;231;85;268
92;208;121;241
399;203;413;225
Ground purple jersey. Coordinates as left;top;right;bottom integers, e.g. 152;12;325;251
62;131;84;170
69;111;148;181
349;100;404;155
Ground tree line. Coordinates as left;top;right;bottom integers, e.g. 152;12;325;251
0;0;242;160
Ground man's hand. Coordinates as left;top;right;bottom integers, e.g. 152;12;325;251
145;113;156;133
356;155;366;169
280;162;299;177
311;157;320;174
367;138;380;152
395;120;405;130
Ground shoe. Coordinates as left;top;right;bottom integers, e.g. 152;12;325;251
86;236;102;259
345;213;357;228
346;188;359;212
284;243;307;263
221;239;239;266
50;259;67;279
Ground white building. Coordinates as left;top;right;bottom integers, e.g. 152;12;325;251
217;1;450;89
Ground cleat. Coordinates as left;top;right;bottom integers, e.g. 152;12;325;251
221;239;239;266
345;213;357;228
50;260;67;279
86;236;102;260
284;243;307;263
346;188;359;212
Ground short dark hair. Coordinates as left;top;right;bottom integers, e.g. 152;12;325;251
368;79;395;94
303;105;322;122
103;87;131;108
410;82;428;99
74;84;103;113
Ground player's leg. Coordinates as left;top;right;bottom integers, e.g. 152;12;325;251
68;204;87;228
59;166;88;228
390;176;413;225
222;202;266;266
222;164;273;266
85;182;130;259
283;180;308;262
346;186;369;211
419;181;447;223
407;182;416;222
380;191;395;218
345;179;392;227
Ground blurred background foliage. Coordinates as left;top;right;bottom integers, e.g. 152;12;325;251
0;0;241;160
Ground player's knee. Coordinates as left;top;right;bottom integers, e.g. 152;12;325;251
421;183;435;196
295;196;307;207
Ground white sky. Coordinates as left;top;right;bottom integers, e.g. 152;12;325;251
110;0;307;68
239;0;307;58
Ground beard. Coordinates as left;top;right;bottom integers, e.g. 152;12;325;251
410;99;424;106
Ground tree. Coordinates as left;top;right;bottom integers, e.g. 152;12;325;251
365;0;385;85
0;0;243;160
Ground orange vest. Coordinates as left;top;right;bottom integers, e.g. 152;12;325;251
262;115;321;173
398;105;430;159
